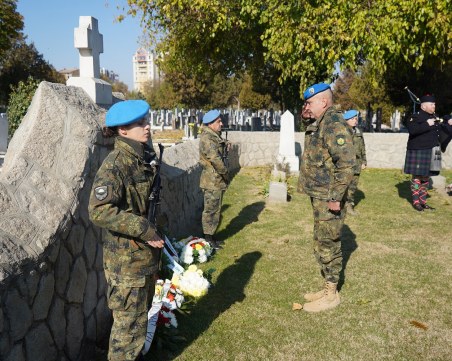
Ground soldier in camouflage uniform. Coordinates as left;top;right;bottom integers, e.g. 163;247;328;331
88;100;164;361
199;109;229;250
343;110;367;215
298;83;355;312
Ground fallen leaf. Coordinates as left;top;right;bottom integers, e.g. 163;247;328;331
292;303;303;310
410;320;428;330
356;299;371;305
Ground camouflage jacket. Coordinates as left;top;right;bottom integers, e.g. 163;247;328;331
351;127;367;174
300;106;356;201
199;126;229;190
88;136;160;281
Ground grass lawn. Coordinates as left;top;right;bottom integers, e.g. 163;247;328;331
161;167;452;361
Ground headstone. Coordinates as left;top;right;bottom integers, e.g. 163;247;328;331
375;108;382;132
0;113;7;153
268;181;287;203
277;110;299;173
67;16;112;105
430;175;447;196
251;117;262;131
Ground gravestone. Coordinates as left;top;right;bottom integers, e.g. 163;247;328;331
268;181;287;203
0;113;7;153
66;16;112;105
277;110;299;173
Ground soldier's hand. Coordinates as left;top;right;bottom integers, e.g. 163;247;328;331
361;164;367;170
427;118;435;126
328;200;341;212
147;233;164;248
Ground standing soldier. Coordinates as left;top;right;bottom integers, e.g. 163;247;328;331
199;109;229;250
343;109;367;215
299;83;355;312
88;100;164;361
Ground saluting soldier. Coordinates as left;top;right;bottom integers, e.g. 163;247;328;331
88;100;164;361
403;94;447;211
343;109;367;215
299;83;355;312
199;109;229;250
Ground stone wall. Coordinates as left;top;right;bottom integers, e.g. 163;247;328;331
226;131;452;170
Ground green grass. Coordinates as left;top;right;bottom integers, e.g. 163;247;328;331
160;167;452;361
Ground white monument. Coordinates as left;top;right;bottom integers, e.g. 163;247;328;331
67;16;112;105
277;110;299;173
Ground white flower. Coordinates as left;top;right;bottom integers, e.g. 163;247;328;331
179;265;210;298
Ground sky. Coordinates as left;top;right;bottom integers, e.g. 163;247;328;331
17;0;146;90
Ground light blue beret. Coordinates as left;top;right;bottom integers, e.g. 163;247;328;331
203;109;221;124
303;83;331;100
343;109;359;120
106;100;150;127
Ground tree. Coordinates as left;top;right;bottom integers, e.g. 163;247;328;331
0;0;23;61
142;80;181;109
0;40;64;105
239;73;272;111
122;0;452;98
6;76;39;139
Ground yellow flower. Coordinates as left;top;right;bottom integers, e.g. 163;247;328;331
187;265;198;272
195;244;203;251
171;274;180;288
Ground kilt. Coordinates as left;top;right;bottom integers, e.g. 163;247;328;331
404;148;438;176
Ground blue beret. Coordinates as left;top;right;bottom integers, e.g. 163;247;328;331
343;109;359;120
203;109;221;124
106;100;150;127
303;83;331;100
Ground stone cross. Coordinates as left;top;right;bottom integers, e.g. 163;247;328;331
74;16;103;78
277;110;299;172
67;16;112;105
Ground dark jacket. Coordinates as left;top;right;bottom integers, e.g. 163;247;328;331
406;109;441;150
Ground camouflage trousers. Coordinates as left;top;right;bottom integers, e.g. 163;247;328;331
345;174;360;205
202;189;224;235
106;273;154;361
310;197;344;283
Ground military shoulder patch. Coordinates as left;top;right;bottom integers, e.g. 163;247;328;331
336;136;345;145
94;186;108;201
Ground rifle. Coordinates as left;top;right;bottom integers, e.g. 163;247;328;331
221;130;229;168
148;143;164;226
147;144;181;268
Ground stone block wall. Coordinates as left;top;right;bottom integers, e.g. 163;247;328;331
0;82;112;361
226;131;452;170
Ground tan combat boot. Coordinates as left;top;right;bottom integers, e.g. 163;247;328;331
304;287;325;302
303;281;340;312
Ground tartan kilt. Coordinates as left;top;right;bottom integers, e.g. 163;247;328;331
404;149;434;176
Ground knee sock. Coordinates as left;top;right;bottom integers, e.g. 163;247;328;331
419;180;429;205
411;178;422;205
